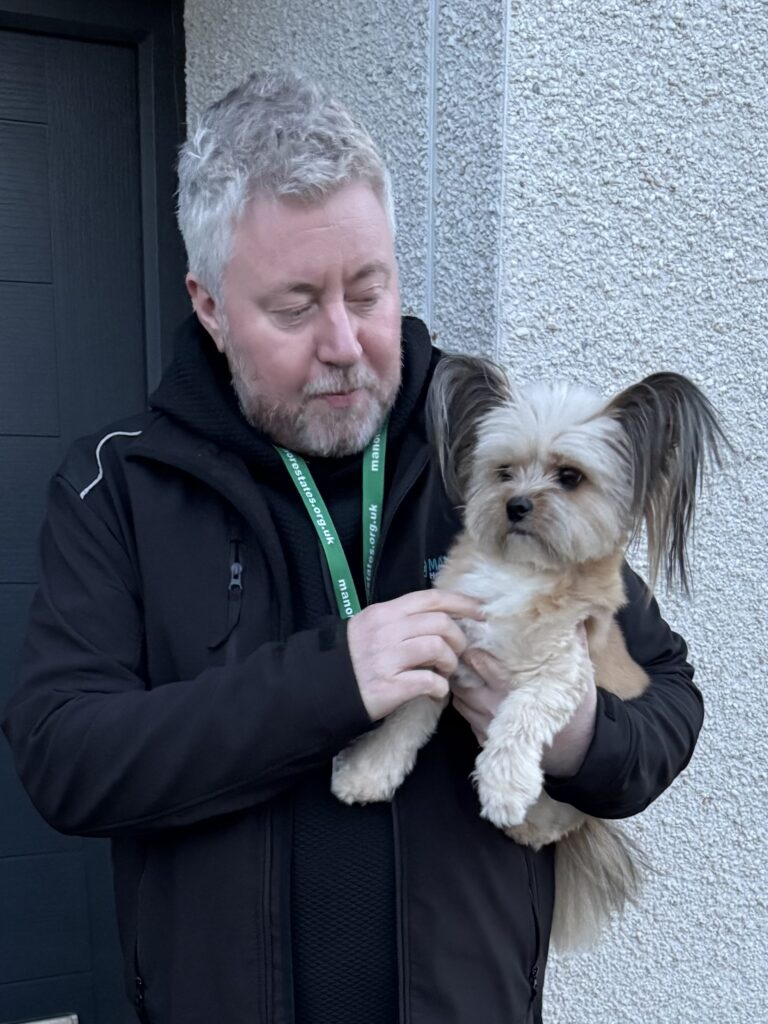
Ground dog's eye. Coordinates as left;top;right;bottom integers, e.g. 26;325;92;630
557;467;584;489
496;466;514;481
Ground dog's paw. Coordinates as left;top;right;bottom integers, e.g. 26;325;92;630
476;783;536;830
473;744;543;829
506;792;586;848
331;744;411;805
504;819;564;849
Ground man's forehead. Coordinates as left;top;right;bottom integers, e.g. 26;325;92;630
227;184;397;294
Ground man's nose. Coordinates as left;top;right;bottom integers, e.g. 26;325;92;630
316;304;363;365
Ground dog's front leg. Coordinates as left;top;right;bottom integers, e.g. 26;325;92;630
473;659;588;829
331;695;447;805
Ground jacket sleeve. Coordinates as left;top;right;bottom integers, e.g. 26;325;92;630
1;474;372;839
543;565;704;819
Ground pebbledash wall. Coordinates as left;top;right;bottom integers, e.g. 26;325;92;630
184;2;766;1021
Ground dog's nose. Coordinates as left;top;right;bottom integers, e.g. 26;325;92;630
506;496;533;523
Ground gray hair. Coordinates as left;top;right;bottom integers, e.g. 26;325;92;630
177;69;396;298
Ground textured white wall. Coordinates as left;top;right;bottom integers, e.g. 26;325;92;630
185;1;767;1021
499;7;767;1019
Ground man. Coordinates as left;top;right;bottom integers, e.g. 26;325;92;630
2;71;702;1024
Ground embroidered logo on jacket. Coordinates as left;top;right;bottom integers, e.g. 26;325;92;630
423;555;446;582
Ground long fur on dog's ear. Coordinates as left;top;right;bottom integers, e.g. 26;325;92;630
427;353;510;503
606;372;728;592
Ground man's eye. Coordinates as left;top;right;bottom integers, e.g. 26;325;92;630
349;289;382;309
274;305;312;325
557;467;584;489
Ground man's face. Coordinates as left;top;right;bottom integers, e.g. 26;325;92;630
189;181;402;457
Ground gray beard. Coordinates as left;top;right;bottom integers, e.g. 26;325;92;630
228;355;402;458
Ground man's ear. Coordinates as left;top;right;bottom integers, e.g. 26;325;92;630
186;274;226;353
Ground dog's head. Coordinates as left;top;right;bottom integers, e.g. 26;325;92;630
429;356;726;587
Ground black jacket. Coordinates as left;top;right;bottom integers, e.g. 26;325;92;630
2;316;703;1024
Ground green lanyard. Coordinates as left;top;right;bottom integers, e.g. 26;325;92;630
275;421;388;618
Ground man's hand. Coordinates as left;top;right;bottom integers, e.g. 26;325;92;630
347;590;484;722
452;624;598;777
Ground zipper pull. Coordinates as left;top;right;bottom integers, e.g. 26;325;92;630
229;541;243;591
208;542;244;652
229;560;243;591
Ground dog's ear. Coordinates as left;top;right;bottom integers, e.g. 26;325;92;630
427;353;510;503
606;372;728;591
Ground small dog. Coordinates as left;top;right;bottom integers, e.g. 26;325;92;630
331;354;725;950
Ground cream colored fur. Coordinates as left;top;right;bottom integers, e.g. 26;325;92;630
331;364;721;952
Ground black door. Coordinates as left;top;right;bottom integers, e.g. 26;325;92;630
0;2;186;1021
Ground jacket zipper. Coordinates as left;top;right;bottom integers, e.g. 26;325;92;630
392;797;410;1024
260;806;273;1024
134;972;148;1023
133;850;150;1023
524;848;542;1011
225;540;243;665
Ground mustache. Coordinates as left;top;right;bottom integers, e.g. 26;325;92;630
303;366;381;397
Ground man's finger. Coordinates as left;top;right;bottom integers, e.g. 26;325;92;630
462;648;509;690
397;636;459;678
399;613;469;656
399;669;450;702
395;588;485;621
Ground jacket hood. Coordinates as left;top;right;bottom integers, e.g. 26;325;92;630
148;314;435;469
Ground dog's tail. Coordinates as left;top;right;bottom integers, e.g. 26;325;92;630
552;817;645;952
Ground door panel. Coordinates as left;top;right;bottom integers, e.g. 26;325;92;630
0;30;46;121
0;437;61;582
45;36;147;441
0;854;91;986
0;3;186;1021
0;120;52;282
0;282;59;435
